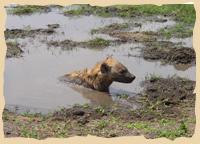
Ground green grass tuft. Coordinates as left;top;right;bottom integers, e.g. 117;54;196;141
87;38;110;47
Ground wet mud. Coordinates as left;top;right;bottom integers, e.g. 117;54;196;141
142;42;195;65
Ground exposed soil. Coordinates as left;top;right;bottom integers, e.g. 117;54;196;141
3;76;195;139
4;28;55;39
6;41;23;58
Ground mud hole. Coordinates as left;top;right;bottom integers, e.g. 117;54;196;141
3;4;196;140
3;77;195;139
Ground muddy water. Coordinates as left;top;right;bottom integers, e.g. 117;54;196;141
4;8;195;114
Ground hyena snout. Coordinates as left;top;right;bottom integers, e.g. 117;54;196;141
114;72;136;83
122;72;136;83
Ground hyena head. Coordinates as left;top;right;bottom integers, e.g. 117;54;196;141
100;56;135;83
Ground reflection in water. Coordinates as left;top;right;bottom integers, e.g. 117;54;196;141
69;85;113;106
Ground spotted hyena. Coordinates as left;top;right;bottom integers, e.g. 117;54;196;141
62;56;135;92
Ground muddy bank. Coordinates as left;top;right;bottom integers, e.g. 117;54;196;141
3;76;195;139
4;28;55;39
138;76;195;118
142;42;195;65
6;41;23;58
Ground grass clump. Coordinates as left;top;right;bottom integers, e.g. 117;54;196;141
8;5;48;15
95;106;105;114
86;38;110;48
158;121;188;139
20;125;39;139
96;120;109;129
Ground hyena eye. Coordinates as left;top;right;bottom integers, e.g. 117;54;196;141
120;69;127;74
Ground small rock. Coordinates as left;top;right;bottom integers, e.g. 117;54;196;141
47;24;60;29
72;110;85;116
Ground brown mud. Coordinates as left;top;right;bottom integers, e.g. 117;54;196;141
3;76;195;139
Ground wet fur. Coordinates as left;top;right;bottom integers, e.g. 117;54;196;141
63;57;135;92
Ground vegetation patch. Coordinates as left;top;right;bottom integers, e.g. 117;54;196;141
64;4;195;25
86;38;110;48
7;5;50;15
6;40;23;58
84;4;195;38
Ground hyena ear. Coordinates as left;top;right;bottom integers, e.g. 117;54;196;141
106;55;113;60
100;63;110;74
